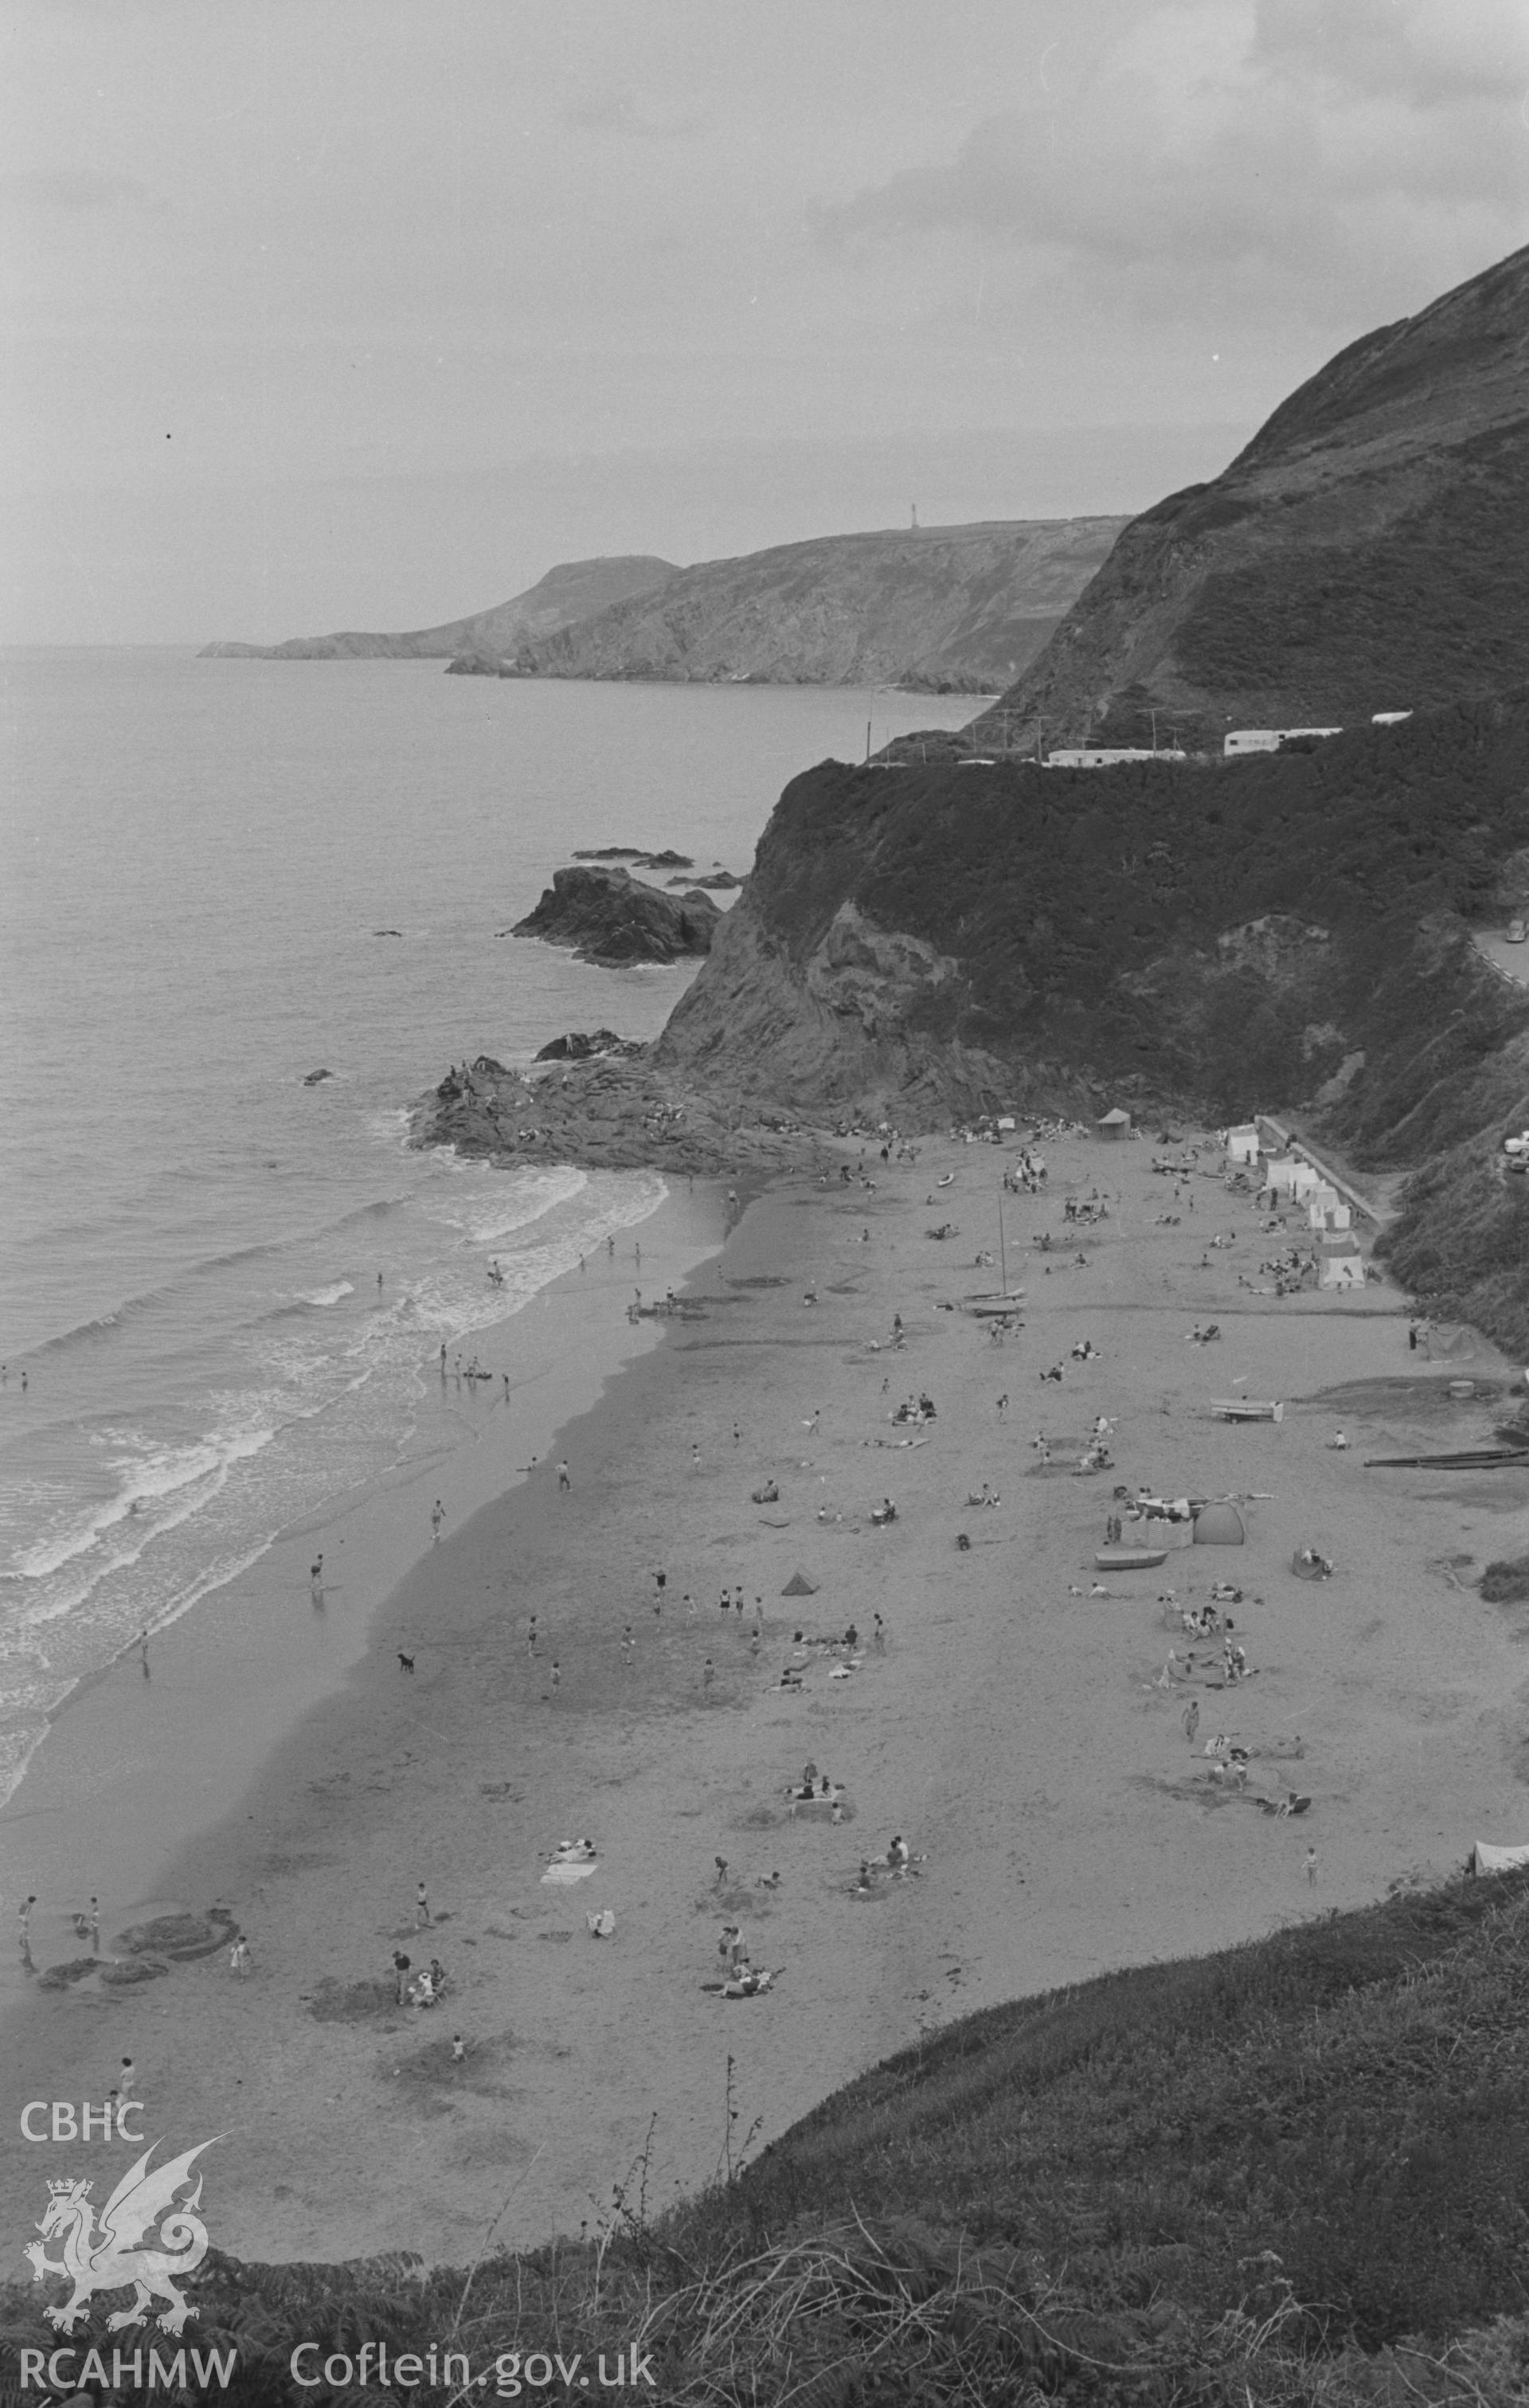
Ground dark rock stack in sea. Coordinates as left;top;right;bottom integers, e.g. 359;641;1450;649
509;864;721;967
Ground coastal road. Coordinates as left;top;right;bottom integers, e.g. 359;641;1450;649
1472;929;1529;989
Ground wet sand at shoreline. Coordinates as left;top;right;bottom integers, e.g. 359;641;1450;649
5;1129;1528;2269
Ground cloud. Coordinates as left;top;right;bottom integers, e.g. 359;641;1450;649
0;167;161;213
561;88;711;143
811;1;1529;323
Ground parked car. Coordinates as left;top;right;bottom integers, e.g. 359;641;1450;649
1504;1133;1529;1156
1508;918;1527;942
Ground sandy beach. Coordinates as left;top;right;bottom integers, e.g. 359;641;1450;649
5;1126;1528;2270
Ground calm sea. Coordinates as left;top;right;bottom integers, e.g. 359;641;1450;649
0;651;977;1804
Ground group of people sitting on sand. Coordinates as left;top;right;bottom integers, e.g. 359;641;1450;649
853;1837;920;1893
407;1956;450;2008
891;1392;937;1424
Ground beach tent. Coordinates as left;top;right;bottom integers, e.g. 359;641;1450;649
780;1570;819;1597
1472;1839;1529;1874
1225;1125;1261;1166
1193;1501;1245;1545
1308;1188;1351;1231
1424;1321;1478;1361
1096;1107;1132;1141
1262;1157;1300;1197
1319;1235;1366;1289
1290;1161;1322;1199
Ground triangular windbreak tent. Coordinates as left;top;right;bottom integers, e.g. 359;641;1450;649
781;1570;819;1597
1194;1500;1245;1545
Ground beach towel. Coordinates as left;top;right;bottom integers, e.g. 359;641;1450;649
541;1862;598;1885
1472;1839;1529;1874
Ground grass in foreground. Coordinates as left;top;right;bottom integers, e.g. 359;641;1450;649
6;1875;1529;2404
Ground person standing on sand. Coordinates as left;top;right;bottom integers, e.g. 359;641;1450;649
703;1658;715;1690
416;1881;431;1928
1182;1699;1200;1744
557;1460;571;1490
452;2033;466;2061
621;1625;634;1665
502;1374;510;1400
18;1894;36;1948
873;1614;886;1652
549;1659;561;1697
526;1615;538;1657
440;1344;448;1374
88;1897;100;1951
431;1500;444;1542
393;1950;412;2007
229;1936;251;1977
1305;1846;1320;1885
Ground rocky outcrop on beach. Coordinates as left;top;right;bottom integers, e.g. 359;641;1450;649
964;244;1529;751
418;1055;815;1176
508;864;721;967
502;519;1125;691
199;554;678;660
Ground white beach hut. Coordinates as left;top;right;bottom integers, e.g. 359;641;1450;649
1225;1124;1261;1167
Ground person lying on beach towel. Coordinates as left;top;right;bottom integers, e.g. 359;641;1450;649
553;1838;596;1862
721;1965;784;1997
751;1482;780;1504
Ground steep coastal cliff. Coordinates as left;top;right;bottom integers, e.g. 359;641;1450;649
968;245;1529;750
424;695;1529;1345
422;247;1529;1349
502;519;1126;692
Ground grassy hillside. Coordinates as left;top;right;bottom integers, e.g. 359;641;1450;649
511;519;1128;692
10;1875;1529;2402
968;244;1529;750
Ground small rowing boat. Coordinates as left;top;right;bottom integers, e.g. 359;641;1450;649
1210;1399;1285;1422
1094;1546;1169;1571
1363;1445;1529;1470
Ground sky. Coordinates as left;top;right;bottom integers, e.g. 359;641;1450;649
2;0;1524;644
